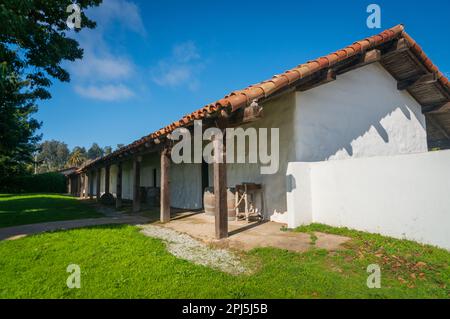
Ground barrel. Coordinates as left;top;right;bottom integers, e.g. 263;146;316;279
203;187;236;221
203;187;215;216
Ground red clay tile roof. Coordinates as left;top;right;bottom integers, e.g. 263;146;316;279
81;24;449;171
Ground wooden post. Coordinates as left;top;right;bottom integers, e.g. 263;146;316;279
116;162;122;209
96;168;101;201
83;173;88;198
79;174;84;198
104;165;110;194
160;148;171;222
68;176;72;195
89;171;94;200
214;133;228;239
132;157;141;213
75;175;79;196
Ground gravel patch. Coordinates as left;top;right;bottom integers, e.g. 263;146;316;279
139;224;248;275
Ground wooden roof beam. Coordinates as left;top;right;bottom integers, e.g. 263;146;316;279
433;102;450;113
427;115;450;139
335;49;381;75
297;69;336;92
381;38;410;60
425;102;450;114
397;72;438;91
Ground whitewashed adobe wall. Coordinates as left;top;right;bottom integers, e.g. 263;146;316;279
286;151;450;250
294;63;427;162
90;151;202;209
121;154;160;201
90;62;428;215
171;163;203;209
208;92;297;220
121;160;133;200
115;153;203;210
276;62;428;224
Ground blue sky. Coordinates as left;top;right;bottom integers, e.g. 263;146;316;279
37;0;450;150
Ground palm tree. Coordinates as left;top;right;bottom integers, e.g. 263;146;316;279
68;149;86;167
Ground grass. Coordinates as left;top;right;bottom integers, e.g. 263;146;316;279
295;224;449;296
0;194;102;228
0;223;448;298
0;194;447;298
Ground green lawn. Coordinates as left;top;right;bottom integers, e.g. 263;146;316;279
0;223;448;298
0;194;448;298
0;194;102;228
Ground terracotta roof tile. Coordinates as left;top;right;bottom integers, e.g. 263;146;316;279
325;53;340;65
317;57;330;68
257;81;277;97
334;50;347;60
82;24;449;170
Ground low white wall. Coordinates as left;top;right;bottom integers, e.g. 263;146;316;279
286;151;450;249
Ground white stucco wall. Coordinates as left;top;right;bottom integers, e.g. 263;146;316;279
119;151;204;209
294;62;427;162
171;163;203;209
207;92;297;220
286;151;450;250
91;62;429;217
109;164;118;196
120;154;160;200
121;161;133;200
90;171;97;195
100;167;105;195
141;154;160;188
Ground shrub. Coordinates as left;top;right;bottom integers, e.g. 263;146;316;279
3;172;67;193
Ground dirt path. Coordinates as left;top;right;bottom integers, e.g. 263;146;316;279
0;215;149;241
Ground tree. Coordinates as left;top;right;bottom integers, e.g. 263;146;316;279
0;0;102;184
68;147;87;167
116;144;125;150
0;64;42;181
87;143;104;159
104;146;112;155
35;140;70;173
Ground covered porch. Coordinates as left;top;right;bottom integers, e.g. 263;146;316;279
76;140;237;240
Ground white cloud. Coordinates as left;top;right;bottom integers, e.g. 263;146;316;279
75;84;135;101
152;41;203;90
88;0;146;36
71;53;134;81
172;41;200;63
70;0;146;101
153;63;191;86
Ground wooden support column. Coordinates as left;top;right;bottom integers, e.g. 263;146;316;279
132;157;142;213
160;149;171;222
75;175;79;196
79;174;84;198
116;162;123;209
213;131;228;239
104;165;110;194
83;173;88;198
68;176;72;195
96;168;101;201
89;171;94;200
